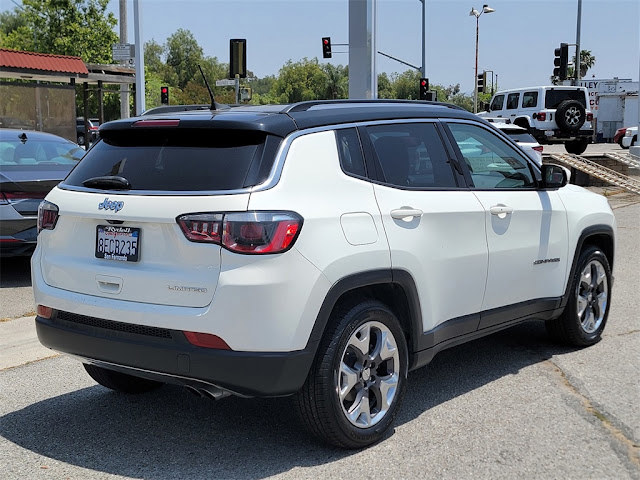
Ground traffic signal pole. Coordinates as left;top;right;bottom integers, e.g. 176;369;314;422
574;0;582;85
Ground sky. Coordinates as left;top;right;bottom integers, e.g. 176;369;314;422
6;0;640;94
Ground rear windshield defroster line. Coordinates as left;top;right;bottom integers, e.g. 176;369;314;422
63;129;280;192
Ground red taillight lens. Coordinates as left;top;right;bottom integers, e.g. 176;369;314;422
177;213;223;243
586;113;593;121
533;146;544;152
1;191;48;204
177;211;303;254
183;331;231;350
222;212;302;254
535;112;546;121
37;200;59;233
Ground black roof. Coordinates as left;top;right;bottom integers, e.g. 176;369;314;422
100;100;480;138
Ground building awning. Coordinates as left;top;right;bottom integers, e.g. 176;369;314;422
0;48;134;84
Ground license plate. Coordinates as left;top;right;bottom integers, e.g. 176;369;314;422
95;225;140;262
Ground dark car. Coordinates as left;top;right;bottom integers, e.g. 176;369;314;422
76;118;99;146
0;129;84;256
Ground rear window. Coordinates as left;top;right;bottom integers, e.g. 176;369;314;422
504;131;537;143
545;89;587;109
63;129;279;192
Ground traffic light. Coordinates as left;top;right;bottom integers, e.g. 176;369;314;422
419;78;429;100
477;72;486;94
322;37;332;59
160;86;169;104
553;43;569;80
230;39;247;78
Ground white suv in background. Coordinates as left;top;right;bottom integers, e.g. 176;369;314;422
480;86;594;154
32;100;615;448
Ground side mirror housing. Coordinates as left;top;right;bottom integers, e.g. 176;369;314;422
541;164;567;189
484;104;491;112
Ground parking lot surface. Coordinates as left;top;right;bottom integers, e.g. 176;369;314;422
0;190;638;479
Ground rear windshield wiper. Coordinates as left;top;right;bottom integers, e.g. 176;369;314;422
82;176;132;190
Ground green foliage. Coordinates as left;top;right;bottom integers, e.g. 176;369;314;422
271;58;327;103
1;0;118;64
568;50;596;79
166;29;204;89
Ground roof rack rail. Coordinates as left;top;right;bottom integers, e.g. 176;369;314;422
281;99;463;113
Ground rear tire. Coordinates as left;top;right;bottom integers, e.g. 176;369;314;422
565;138;589;155
294;300;408;449
84;364;163;394
546;246;611;347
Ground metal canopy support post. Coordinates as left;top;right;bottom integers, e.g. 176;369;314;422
348;0;377;99
133;0;145;115
98;80;104;125
83;82;89;144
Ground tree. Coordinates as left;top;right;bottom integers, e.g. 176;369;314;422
569;50;596;79
166;29;204;89
1;0;118;64
321;63;348;99
270;58;326;103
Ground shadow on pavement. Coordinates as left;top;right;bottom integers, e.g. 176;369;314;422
0;321;578;479
0;256;32;288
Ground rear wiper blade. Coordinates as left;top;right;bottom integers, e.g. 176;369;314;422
82;176;131;190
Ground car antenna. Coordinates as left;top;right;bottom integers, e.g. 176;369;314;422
198;64;217;111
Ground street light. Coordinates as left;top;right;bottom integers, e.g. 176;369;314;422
469;4;495;113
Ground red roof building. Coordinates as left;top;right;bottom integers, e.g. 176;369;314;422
0;48;89;81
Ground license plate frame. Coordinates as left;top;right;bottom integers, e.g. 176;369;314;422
95;225;140;262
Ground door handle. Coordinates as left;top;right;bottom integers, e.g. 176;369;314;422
489;205;514;218
390;208;423;220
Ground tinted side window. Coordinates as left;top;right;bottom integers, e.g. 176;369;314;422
336;128;366;177
506;93;520;110
522;91;538;108
490;95;505;111
447;123;535;189
364;123;456;189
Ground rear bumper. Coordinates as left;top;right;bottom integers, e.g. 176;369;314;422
531;128;593;143
36;311;315;397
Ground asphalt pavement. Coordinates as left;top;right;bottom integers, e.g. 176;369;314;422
0;189;638;479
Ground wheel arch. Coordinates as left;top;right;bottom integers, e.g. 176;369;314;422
559;225;615;310
513;117;531;130
305;269;423;366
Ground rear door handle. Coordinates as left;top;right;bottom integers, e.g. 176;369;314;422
390;208;423;220
489;205;514;218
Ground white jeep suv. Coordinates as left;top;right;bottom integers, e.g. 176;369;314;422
32;100;615;448
480;86;594;154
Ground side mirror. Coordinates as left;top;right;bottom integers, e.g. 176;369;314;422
541;164;567;189
484;104;490;112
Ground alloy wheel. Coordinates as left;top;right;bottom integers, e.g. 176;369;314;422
337;321;400;428
576;259;608;334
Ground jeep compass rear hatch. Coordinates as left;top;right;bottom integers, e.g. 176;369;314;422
39;124;281;307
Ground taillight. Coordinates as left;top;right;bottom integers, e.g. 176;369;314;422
1;191;48;204
533;146;544;152
586;113;593;122
37;200;59;233
177;211;303;255
177;213;223;243
534;112;546;121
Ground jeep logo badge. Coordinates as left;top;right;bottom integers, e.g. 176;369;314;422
98;197;124;213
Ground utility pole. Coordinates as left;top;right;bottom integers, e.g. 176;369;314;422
133;0;145;115
119;0;129;118
574;0;582;86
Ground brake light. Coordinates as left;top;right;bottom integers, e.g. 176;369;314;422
177;213;223;243
533;146;544;152
37;200;59;233
586;113;593;122
177;211;303;254
534;112;546;121
133;119;180;127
